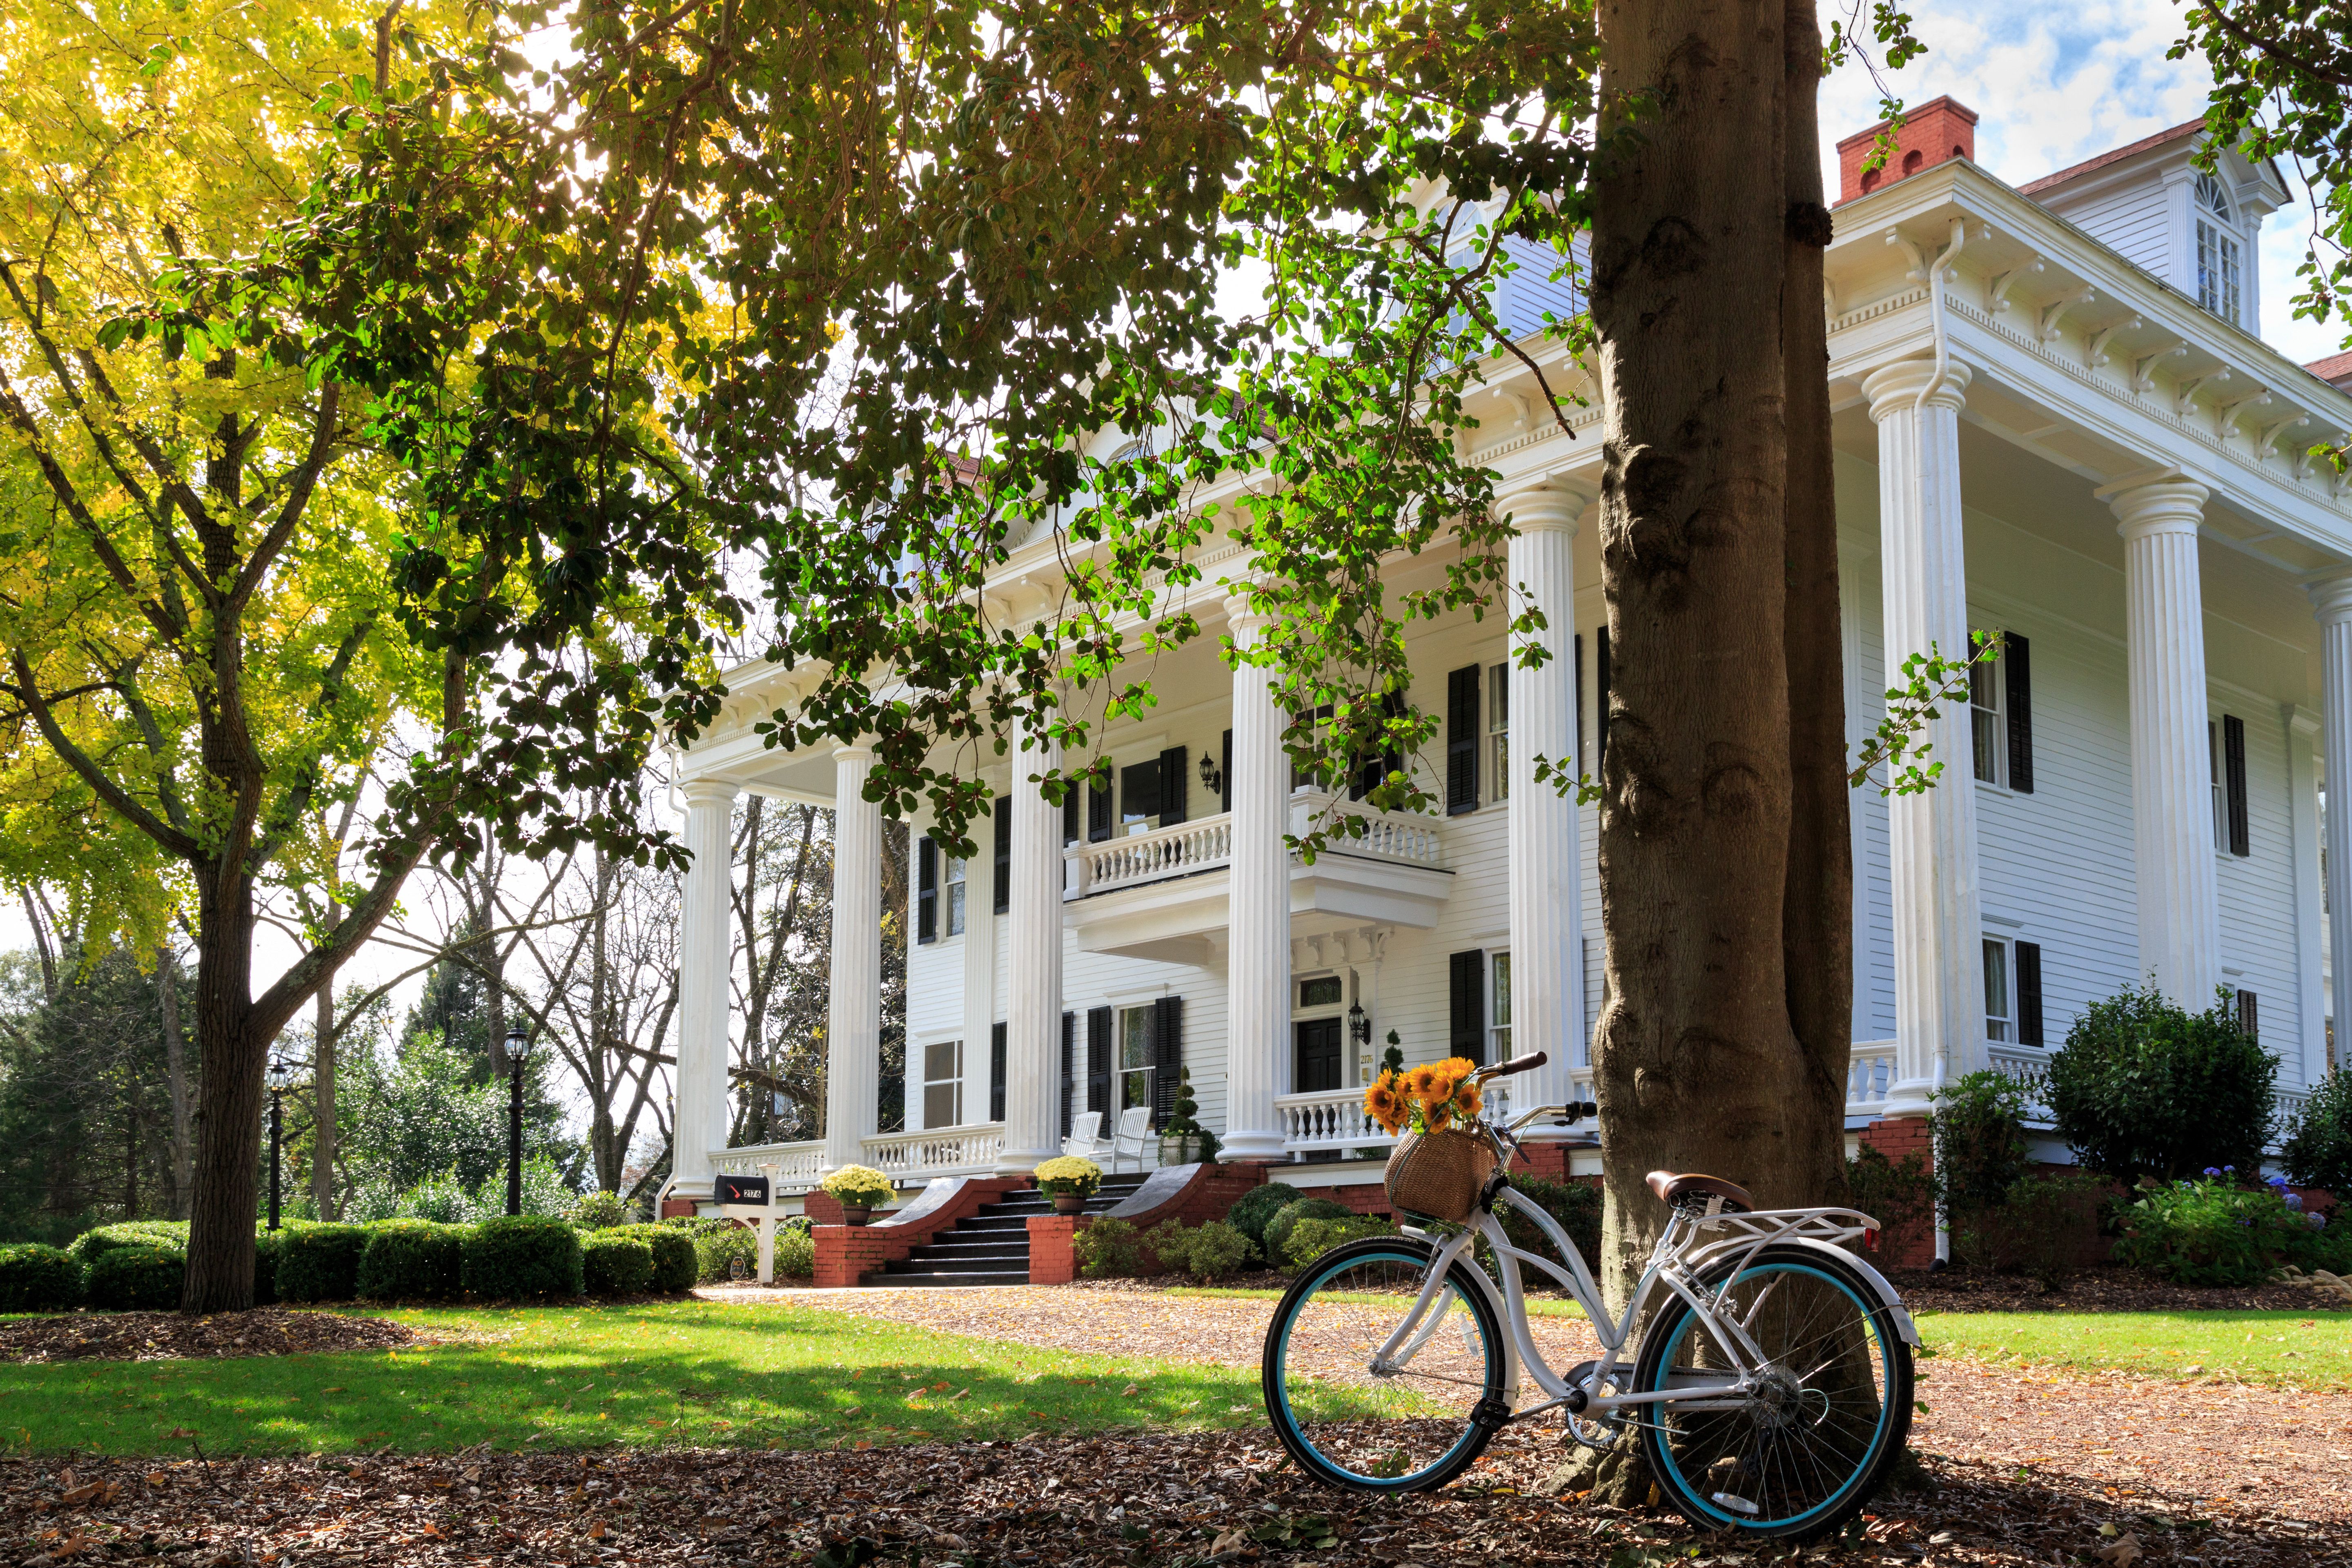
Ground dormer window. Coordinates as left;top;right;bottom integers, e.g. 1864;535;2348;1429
2194;174;2242;324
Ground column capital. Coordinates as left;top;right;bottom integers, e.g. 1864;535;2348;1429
1861;357;1971;421
1495;474;1595;532
678;777;740;808
2095;467;2209;540
833;741;878;767
2309;571;2352;624
1222;588;1277;642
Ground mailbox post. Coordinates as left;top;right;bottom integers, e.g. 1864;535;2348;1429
715;1165;784;1285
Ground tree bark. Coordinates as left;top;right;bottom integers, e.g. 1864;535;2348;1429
156;948;195;1218
310;978;339;1219
182;882;263;1312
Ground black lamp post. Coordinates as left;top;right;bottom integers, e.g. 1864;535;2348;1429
505;1025;530;1216
265;1056;292;1231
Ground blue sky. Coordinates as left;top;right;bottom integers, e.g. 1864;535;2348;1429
1816;0;2341;366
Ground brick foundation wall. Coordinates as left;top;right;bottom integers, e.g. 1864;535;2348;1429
1858;1116;1937;1268
659;1198;698;1220
812;1177;1026;1287
1028;1216;1085;1284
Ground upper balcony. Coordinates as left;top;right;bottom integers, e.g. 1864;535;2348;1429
1063;790;1453;963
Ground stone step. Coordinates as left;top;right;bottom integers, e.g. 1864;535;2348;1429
861;1269;1029;1288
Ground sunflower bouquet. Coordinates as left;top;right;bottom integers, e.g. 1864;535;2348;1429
1364;1056;1485;1136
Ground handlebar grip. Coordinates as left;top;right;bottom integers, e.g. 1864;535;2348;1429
1486;1051;1548;1078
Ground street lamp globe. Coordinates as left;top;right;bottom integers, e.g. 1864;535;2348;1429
505;1025;530;1068
267;1057;292;1093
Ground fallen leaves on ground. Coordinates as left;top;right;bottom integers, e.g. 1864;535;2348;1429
0;1309;430;1365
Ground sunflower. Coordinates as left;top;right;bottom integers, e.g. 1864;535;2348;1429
1363;1077;1405;1135
1437;1057;1480;1084
1455;1079;1484;1120
1404;1062;1446;1104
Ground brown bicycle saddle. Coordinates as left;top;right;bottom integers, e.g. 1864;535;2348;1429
1644;1169;1756;1213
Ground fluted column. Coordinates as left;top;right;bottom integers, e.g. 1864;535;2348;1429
1863;358;1985;1117
2098;472;2221;1008
998;716;1066;1173
1501;480;1589;1126
672;779;739;1201
823;746;883;1170
2311;576;2352;1056
1223;593;1290;1160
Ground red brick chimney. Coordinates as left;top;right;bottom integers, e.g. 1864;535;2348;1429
1836;96;1980;203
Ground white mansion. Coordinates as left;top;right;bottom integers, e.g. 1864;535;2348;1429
662;100;2345;1209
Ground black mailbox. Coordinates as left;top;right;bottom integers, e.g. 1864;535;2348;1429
717;1173;771;1205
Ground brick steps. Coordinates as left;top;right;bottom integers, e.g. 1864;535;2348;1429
859;1177;1150;1287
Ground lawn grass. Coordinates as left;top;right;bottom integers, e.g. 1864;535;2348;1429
1168;1286;1587;1318
1915;1309;2352;1391
0;1301;1288;1458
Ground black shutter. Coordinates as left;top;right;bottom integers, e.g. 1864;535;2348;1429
1059;1011;1076;1139
2238;989;2259;1042
1153;995;1185;1123
2223;714;2250;857
1220;730;1232;813
1446;665;1481;815
1574;633;1585;766
1087;773;1114;843
990;1022;1007;1123
2005;633;2034;795
2015;940;2043;1047
1159;747;1188;825
1087;1006;1114;1116
1449;949;1485;1065
1597;626;1613;775
992;797;1012;914
1120;758;1160;824
916;836;938;944
1063;786;1079;847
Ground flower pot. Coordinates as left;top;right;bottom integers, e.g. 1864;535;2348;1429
1160;1133;1205;1167
1052;1192;1088;1216
840;1204;873;1227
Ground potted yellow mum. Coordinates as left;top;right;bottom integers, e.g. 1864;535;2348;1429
819;1165;895;1225
1032;1156;1103;1216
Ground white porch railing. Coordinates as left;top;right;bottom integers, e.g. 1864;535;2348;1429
1076;818;1234;895
1275;1087;1398;1156
1847;1042;1897;1119
1290;791;1445;867
860;1122;1006;1180
712;1141;826;1190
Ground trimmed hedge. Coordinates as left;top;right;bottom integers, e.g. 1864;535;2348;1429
611;1225;696;1293
67;1222;187;1269
0;1244;84;1313
252;1227;285;1306
774;1226;815;1280
1223;1184;1306;1251
463;1215;584;1301
276;1223;371;1303
357;1221;468;1301
1263;1198;1354;1266
581;1232;656;1296
87;1244;183;1311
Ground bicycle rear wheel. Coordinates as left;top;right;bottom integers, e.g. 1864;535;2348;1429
1635;1245;1912;1540
1261;1236;1504;1492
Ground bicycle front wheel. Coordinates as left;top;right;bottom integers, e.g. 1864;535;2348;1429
1635;1245;1913;1540
1261;1236;1505;1492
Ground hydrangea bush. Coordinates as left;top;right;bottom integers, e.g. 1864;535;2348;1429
2113;1171;2346;1287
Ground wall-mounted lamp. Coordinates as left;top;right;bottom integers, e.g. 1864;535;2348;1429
1198;753;1223;797
1348;1001;1371;1047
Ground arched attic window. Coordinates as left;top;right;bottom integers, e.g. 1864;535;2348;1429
1108;439;1146;464
2194;173;2242;324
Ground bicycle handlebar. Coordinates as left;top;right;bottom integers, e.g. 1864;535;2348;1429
1476;1050;1549;1080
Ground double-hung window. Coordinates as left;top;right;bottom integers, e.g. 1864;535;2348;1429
923;1038;964;1129
1489;952;1513;1062
1970;641;2005;786
1117;1006;1157;1115
943;854;968;936
1982;938;2012;1042
2194;174;2243;325
1488;663;1510;802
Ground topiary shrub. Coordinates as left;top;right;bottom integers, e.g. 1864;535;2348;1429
1497;1177;1603;1272
275;1223;371;1302
87;1244;183;1312
1223;1183;1305;1251
610;1225;696;1293
581;1232;656;1296
67;1221;186;1269
2282;1068;2352;1199
2047;984;2277;1183
356;1221;467;1302
1283;1216;1398;1270
1144;1219;1256;1283
1073;1217;1144;1278
773;1226;815;1280
1263;1199;1354;1267
570;1191;630;1230
0;1244;84;1313
463;1215;585;1301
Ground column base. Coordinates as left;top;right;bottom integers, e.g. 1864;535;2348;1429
1880;1078;1938;1122
994;1148;1055;1179
1218;1129;1289;1162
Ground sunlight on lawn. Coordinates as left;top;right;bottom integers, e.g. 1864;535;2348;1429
1916;1309;2352;1391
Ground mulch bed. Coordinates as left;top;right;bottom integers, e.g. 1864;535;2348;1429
0;1310;424;1365
2;1425;2344;1566
1889;1265;2352;1315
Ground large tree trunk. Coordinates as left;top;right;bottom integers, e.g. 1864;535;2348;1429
182;882;263;1313
310;978;340;1220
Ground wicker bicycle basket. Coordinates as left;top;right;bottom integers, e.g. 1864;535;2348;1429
1383;1125;1499;1223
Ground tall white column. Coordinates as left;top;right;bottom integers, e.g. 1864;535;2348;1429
1863;358;1985;1118
672;779;738;1202
1501;481;1588;1125
2311;576;2352;1062
1223;594;1290;1161
2098;472;2221;1008
997;719;1066;1173
823;747;883;1170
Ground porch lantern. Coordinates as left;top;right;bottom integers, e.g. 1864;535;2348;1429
1348;1001;1371;1048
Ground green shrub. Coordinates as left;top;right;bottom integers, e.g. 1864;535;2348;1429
691;1223;759;1285
2048;985;2277;1183
462;1215;585;1301
2282;1069;2352;1197
0;1244;84;1313
1283;1216;1397;1270
612;1225;697;1293
774;1226;815;1280
1845;1145;1937;1256
1073;1217;1144;1278
67;1221;186;1268
1262;1199;1354;1267
570;1191;631;1230
86;1244;183;1311
1497;1177;1603;1272
1952;1173;2109;1289
581;1232;656;1295
276;1223;371;1302
1223;1183;1306;1251
1933;1070;2034;1213
1145;1219;1256;1283
252;1227;286;1306
2113;1174;2347;1287
356;1221;467;1301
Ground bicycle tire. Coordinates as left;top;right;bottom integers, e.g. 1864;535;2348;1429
1261;1235;1506;1492
1633;1244;1913;1541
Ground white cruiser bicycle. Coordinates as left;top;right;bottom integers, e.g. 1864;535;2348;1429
1259;1050;1919;1541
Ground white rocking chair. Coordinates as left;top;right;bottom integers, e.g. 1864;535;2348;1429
1106;1105;1154;1174
1061;1110;1110;1161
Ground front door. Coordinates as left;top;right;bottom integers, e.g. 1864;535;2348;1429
1294;1017;1343;1094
